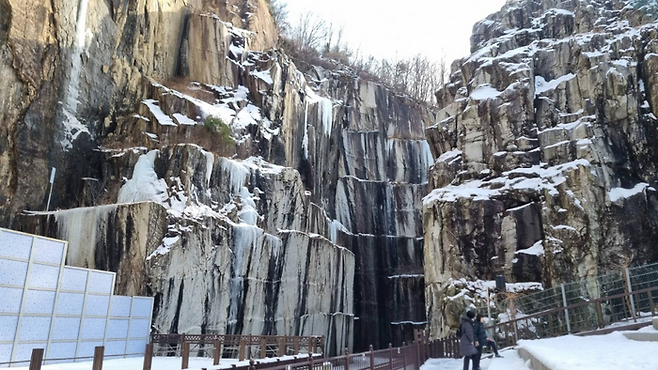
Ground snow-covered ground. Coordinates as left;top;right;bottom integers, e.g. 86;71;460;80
421;326;658;370
420;349;529;370
517;326;658;370
10;355;315;370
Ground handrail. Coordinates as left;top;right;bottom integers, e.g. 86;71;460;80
481;285;658;347
485;286;658;331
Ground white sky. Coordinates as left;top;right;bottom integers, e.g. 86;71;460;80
282;0;509;64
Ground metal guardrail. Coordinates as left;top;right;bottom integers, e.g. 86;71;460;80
477;262;658;320
486;286;658;348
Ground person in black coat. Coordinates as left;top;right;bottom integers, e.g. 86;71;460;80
474;313;503;363
473;314;488;370
459;310;478;370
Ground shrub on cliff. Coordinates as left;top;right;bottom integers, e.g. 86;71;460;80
204;116;232;145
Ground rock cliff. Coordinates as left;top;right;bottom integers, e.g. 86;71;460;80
1;0;431;353
424;0;658;338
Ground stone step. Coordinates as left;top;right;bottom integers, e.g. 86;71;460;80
518;347;553;370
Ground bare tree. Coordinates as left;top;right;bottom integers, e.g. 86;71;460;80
289;12;329;51
266;0;289;33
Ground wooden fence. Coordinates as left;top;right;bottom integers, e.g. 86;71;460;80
151;334;325;361
13;332;438;370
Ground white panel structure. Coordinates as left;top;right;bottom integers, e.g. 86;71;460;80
107;319;129;339
0;231;33;260
0;288;22;313
47;342;77;361
77;341;103;359
81;318;107;340
0;344;12;363
0;317;18;342
131;297;153;318
0;259;28;286
128;319;150;339
23;290;56;315
127;339;148;355
104;341;126;356
0;228;154;367
110;296;131;317
14;343;47;364
18;317;52;341
84;295;110;317
61;268;88;292
56;293;84;315
27;264;60;289
51;318;81;340
88;272;114;294
32;239;65;265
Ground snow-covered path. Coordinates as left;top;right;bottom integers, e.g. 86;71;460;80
420;349;529;370
517;326;658;370
421;325;658;370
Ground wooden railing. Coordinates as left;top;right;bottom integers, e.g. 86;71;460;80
13;331;440;370
151;333;325;361
250;342;431;370
428;336;461;359
485;286;658;348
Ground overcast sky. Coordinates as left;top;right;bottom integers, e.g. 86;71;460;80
282;0;508;64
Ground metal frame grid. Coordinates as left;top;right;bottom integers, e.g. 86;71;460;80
476;262;658;321
0;228;153;367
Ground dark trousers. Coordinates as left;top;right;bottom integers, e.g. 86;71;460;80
463;354;476;370
487;339;500;356
473;346;483;369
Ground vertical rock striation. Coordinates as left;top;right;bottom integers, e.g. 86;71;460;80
2;0;433;352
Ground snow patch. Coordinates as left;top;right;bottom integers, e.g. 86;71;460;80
609;183;650;202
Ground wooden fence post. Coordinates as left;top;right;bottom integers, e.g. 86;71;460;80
182;342;190;369
260;337;267;359
248;335;253;359
143;344;154;370
239;339;246;362
344;347;350;370
402;343;407;370
369;345;374;370
309;352;315;370
311;337;317;354
293;338;300;355
214;340;221;366
388;343;393;370
595;301;604;328
278;337;285;357
92;346;104;370
648;290;656;315
28;348;44;370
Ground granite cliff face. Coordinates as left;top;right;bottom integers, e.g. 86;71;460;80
1;0;431;353
424;0;658;338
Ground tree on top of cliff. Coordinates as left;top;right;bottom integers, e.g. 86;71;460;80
270;7;447;104
632;0;658;17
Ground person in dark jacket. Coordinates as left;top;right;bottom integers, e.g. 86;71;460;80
473;314;488;370
459;310;478;370
474;314;503;360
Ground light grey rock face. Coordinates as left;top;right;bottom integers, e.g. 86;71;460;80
18;144;355;353
2;0;432;353
424;0;658;338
